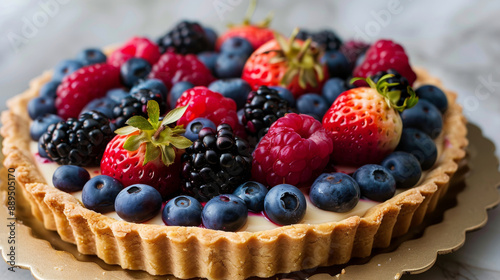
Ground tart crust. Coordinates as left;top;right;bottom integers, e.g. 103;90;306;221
1;68;467;280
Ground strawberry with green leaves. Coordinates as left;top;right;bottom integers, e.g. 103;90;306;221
101;100;192;199
241;28;328;99
322;74;418;167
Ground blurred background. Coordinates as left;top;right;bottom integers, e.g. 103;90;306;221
0;0;499;279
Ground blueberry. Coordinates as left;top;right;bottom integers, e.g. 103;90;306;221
120;58;152;88
233;181;268;212
355;53;366;67
197;51;219;74
82;175;123;213
52;59;83;82
52;165;90;193
296;93;329;121
203;26;218;49
352;165;396;202
30;114;63;141
106;88;130;103
80;97;118;119
39;80;60;99
220;37;253;57
76;48;107;65
381;151;422;188
401;99;443;139
162;195;202;226
397;128;437;170
202;194;248;231
416;85;448;113
269;86;295;107
320;50;351;79
309;173;360;212
208;78;251;109
27;96;57;120
131;79;168;101
322;78;347;104
185;117;216;141
215;53;247;79
264;184;307;225
169;81;194;108
114;184;162;223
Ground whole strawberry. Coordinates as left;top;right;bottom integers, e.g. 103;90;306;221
101;101;192;199
241;28;329;99
252;113;333;187
107;36;161;68
175;87;246;138
148;52;214;90
353;39;416;86
216;0;275;51
55;63;121;119
322;75;418;166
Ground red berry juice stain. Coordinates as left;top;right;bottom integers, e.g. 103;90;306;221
34;153;53;164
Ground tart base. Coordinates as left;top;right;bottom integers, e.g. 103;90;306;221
1;68;468;280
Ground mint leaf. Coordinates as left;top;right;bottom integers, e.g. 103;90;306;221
123;134;144;151
147;100;160;128
115;125;139;135
126;116;154;130
161;106;188;126
144;142;160;165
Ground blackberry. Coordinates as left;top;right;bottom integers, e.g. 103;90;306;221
39;111;114;166
371;69;413;105
242;86;290;139
157;20;211;54
113;88;166;128
181;124;252;202
297;29;342;51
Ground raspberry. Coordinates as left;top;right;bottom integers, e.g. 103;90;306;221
148;52;215;89
252;113;333;187
107;37;161;68
176;87;246;138
353;39;416;86
55;63;121;119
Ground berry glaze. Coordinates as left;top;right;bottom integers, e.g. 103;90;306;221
29;131;449;232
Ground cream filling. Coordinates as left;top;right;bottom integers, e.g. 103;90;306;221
30;134;444;232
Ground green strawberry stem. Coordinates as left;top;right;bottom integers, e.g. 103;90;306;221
350;74;419;112
228;0;273;28
114;100;192;166
264;28;325;89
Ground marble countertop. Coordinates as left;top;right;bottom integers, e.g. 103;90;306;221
1;0;499;279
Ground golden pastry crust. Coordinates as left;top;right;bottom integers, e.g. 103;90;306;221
1;68;467;280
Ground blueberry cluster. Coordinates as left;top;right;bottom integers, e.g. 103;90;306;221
181;124;252;202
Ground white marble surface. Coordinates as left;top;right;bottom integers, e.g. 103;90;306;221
0;0;499;279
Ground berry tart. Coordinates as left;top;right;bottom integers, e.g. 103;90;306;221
2;12;467;280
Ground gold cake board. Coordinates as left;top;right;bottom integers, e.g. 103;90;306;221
1;123;499;280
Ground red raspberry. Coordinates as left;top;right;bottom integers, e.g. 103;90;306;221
176;87;245;138
100;134;181;199
55;63;120;119
107;36;161;67
252;113;333;187
148;52;215;89
353;39;416;86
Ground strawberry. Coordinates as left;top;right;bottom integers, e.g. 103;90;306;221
241;28;329;99
215;0;275;51
148;52;214;90
322;75;418;167
107;36;161;68
101;101;192;199
353;39;416;86
175;87;246;138
55;63;121;119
